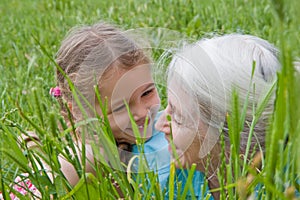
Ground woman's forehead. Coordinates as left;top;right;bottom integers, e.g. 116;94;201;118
168;79;198;107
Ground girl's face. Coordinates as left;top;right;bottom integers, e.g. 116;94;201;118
96;64;160;145
155;78;209;169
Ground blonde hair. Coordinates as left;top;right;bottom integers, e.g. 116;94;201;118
55;22;150;122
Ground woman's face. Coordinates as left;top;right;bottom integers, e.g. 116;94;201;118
95;64;160;145
155;78;209;168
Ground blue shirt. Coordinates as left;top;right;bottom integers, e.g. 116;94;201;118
164;169;213;200
132;112;213;199
131;115;170;188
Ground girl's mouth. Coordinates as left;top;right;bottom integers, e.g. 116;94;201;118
138;125;145;133
137;119;152;137
124;119;152;137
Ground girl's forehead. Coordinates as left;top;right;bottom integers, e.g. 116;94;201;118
112;64;153;90
102;61;151;80
97;64;154;102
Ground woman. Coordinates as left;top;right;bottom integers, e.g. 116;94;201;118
155;34;280;199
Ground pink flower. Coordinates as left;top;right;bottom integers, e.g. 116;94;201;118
49;86;62;97
0;175;39;200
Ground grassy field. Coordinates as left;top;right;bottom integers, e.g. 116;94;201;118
1;0;300;199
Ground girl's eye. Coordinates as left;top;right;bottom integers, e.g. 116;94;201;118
141;88;154;97
112;104;126;113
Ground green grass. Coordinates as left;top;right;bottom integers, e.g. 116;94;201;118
1;0;300;199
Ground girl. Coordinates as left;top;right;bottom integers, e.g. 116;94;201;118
54;21;171;186
12;22;169;199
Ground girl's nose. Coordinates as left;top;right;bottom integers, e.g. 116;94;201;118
132;104;149;124
155;110;171;135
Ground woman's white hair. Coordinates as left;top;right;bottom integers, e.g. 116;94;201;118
168;34;280;154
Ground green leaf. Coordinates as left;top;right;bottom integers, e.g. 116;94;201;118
168;162;175;200
62;173;100;200
54;176;67;198
0;124;29;172
181;163;196;199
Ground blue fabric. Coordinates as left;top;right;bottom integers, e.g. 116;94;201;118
132;112;170;188
164;169;213;200
296;179;300;197
132;112;213;199
254;178;300;199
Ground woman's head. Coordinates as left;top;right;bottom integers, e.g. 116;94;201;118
156;34;280;170
56;22;160;144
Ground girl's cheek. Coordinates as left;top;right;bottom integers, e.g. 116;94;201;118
144;94;160;109
110;112;130;130
153;92;161;104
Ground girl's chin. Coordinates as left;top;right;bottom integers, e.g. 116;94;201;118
139;126;152;138
123;126;153;141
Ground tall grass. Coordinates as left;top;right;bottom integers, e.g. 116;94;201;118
1;0;299;199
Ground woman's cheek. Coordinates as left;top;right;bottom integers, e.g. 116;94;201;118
185;136;201;163
173;126;198;152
